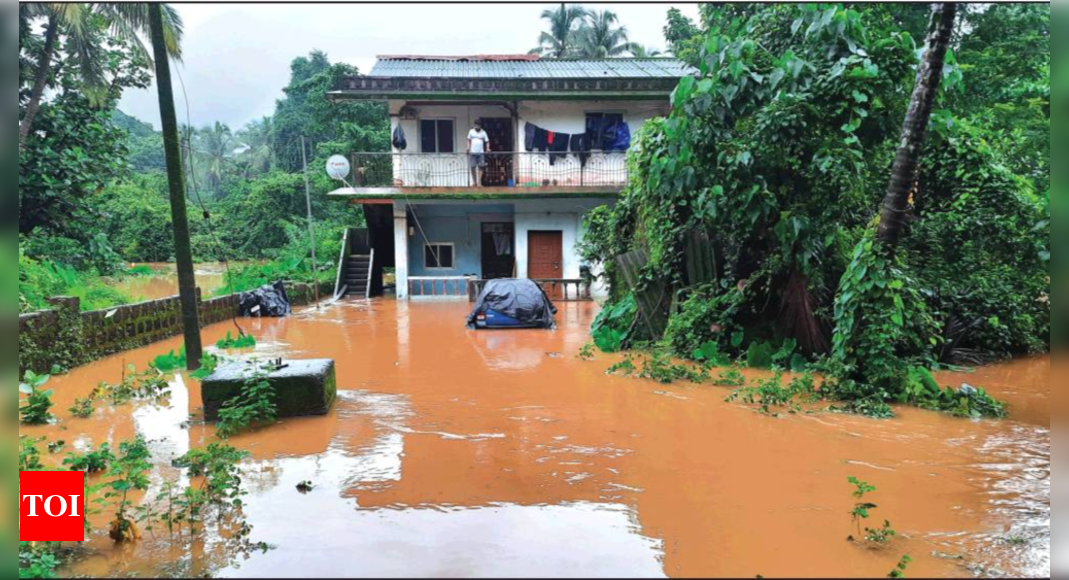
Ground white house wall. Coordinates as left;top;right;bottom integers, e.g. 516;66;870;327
391;199;613;300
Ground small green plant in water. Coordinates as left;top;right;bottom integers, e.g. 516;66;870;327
48;440;66;454
865;520;898;543
150;348;188;373
607;355;638;377
847;476;896;544
577;343;596;361
104;437;153;543
20;437;45;471
69;396;95;419
63;442;116;473
19;541;60;579
94;365;170;405
714;367;747;388
727;372;818;416
216;331;257;350
888;555;912;578
216;366;279;438
190;354;220;381
19;371;55;425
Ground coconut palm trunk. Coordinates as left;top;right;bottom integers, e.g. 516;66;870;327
876;3;958;250
150;3;203;371
18;15;59;154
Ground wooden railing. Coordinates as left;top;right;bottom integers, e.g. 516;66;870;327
467;279;592;302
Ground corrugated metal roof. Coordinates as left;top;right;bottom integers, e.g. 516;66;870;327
369;57;694;79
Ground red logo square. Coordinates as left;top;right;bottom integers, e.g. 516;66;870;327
20;471;86;542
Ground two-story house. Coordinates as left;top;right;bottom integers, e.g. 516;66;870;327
327;55;693;301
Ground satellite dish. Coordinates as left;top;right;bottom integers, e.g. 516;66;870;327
326;155;351;181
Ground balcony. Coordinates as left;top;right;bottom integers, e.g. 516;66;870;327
331;152;628;200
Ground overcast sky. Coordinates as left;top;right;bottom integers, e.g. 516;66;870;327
119;2;702;130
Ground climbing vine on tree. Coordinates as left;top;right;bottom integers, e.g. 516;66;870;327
580;3;1047;417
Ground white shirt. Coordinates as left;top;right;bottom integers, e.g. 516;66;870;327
468;129;489;154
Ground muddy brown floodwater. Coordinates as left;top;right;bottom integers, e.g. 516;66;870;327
20;300;1049;578
107;263;230;302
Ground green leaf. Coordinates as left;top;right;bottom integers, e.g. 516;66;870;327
731;331;745;348
770;68;786;90
19;383;34;395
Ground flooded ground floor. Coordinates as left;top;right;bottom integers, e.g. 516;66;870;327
20;300;1049;578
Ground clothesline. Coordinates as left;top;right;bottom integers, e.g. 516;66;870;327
522;120;631;166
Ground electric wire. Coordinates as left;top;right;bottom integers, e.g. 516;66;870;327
175;63;246;338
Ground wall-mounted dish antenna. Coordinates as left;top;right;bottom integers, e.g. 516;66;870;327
326;155;352;188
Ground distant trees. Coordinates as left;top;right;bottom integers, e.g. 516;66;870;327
577;10;638;58
531;4;590;58
271;50;389;172
532;5;661;59
18;3;184;154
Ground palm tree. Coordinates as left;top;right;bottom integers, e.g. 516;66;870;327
577;10;639;59
629;44;664;58
18;3;184;154
531;4;590;58
196;122;235;193
236;117;274;178
876;3;958;250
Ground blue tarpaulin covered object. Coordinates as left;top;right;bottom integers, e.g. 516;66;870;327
468;279;557;330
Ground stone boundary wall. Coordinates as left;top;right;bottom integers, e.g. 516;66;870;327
19;283;321;376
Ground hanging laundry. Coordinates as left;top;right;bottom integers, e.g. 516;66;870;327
533;126;549;152
547;131;556;146
524;124;536;151
607;122;631;151
570;133;591;167
392;124;408;151
586;116;605;150
549;133;570;165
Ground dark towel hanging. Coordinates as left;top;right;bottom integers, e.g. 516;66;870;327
524;124;536;151
392;124;408;151
570;133;591;167
533;127;549;152
549;134;570;165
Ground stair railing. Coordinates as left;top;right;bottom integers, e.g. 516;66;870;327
333;228;351;300
366;249;375;299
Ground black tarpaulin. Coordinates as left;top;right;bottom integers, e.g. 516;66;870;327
467;279;557;330
238;281;292;317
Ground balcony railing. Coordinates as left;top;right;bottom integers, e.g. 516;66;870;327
350;152;628;190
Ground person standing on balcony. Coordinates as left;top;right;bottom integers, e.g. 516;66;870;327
468;120;491;187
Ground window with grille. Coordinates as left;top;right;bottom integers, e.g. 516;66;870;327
424;243;455;270
420;120;455;153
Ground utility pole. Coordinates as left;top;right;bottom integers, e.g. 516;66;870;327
301;136;320;308
150;4;203;370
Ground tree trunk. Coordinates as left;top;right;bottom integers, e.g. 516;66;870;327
150;4;203;371
19;15;59;154
876;3;958;250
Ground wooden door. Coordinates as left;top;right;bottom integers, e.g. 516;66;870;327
528;231;563;298
480;118;513;187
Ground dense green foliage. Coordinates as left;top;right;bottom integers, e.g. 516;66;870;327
581;4;1048;416
19;25;384;312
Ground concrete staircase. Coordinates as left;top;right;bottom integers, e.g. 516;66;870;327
342;254;372;298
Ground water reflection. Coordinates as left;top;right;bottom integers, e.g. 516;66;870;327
23;299;1049;579
223;502;665;579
